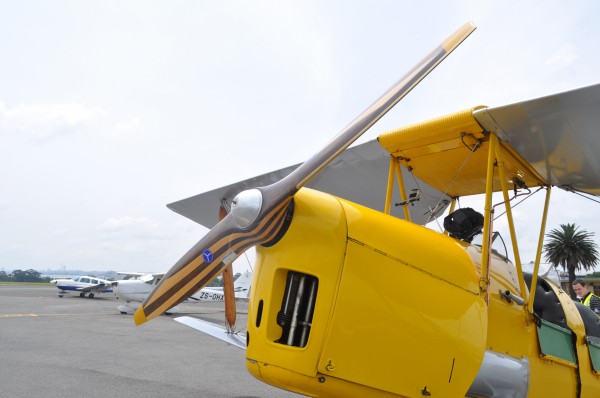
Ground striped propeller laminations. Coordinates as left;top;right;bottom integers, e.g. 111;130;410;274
134;22;476;326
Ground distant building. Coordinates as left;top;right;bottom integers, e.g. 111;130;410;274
558;271;600;296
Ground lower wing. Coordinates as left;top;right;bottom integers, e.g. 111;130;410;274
174;316;246;349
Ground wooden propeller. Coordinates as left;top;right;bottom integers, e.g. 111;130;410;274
134;22;476;326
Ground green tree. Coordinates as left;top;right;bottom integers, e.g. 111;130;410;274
11;269;26;282
207;275;223;287
9;269;44;282
23;269;43;282
544;223;600;299
207;272;242;287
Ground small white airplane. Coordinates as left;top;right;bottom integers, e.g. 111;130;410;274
50;275;113;298
112;270;252;314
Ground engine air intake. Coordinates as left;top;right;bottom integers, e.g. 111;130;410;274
276;271;318;348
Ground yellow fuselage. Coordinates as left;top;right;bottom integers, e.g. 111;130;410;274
244;188;600;397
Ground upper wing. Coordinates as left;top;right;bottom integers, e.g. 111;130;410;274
116;272;147;277
476;83;600;195
116;272;165;282
377;83;600;197
140;273;165;283
167;139;451;229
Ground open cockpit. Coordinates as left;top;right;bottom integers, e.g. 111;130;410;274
375;85;600;396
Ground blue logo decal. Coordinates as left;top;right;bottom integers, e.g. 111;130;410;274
202;249;214;263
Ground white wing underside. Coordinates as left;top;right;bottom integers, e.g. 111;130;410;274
168;140;450;229
477;83;600;195
174;316;246;349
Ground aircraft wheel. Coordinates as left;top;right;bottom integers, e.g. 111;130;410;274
120;311;127;315
88;293;95;299
58;295;63;298
79;292;85;297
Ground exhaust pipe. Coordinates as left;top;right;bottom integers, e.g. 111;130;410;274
467;351;529;398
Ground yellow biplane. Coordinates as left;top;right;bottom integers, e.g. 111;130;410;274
134;22;600;397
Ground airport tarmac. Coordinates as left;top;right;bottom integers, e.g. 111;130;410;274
0;285;303;398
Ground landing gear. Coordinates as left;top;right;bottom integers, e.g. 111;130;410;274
164;306;180;316
117;303;134;314
88;293;95;299
79;292;86;298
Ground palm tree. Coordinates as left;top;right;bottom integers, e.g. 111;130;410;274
544;223;599;299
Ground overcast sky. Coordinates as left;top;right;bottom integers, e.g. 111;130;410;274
1;1;599;274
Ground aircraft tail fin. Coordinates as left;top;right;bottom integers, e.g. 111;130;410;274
233;271;252;295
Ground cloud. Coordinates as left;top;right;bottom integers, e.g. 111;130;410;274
52;228;70;236
0;102;105;143
99;216;160;231
545;44;578;71
113;118;144;136
95;216;170;259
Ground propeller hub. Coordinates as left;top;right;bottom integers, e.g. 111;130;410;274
231;189;263;228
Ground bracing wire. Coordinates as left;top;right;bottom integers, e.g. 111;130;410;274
242;250;254;272
559;186;600;204
493;186;545;220
417;134;484;230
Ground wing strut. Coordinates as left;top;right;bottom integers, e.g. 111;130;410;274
219;205;237;331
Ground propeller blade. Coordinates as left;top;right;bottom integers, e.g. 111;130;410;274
134;22;476;326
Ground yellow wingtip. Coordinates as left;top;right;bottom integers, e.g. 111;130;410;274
134;307;147;326
442;21;476;52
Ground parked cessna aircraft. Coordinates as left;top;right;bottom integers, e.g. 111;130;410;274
50;275;113;298
133;22;600;398
112;270;251;314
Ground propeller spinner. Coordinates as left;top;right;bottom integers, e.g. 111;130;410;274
134;22;477;326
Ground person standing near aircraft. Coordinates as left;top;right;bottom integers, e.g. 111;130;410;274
572;279;600;314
